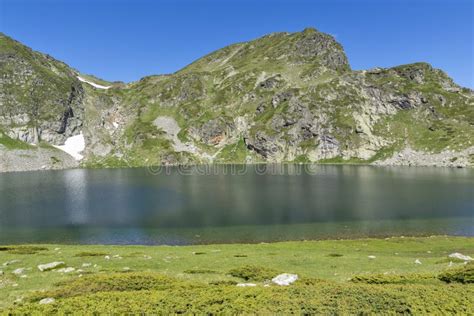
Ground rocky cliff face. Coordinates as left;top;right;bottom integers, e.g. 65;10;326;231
1;28;473;172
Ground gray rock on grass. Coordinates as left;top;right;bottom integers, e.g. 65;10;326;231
271;273;299;286
37;261;65;272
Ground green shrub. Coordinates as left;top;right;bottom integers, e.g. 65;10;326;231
28;272;193;302
438;263;474;284
0;246;48;254
228;265;280;281
350;273;435;284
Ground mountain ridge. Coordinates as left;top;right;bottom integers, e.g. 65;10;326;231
0;28;473;172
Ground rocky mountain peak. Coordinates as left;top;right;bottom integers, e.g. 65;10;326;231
180;28;349;74
1;30;473;172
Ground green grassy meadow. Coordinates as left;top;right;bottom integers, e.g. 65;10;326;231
0;236;473;313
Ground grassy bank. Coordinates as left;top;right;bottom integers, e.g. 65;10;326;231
1;236;473;313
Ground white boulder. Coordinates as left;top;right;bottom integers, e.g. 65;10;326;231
448;253;473;261
271;273;298;286
39;298;55;305
38;261;65;272
3;260;20;266
236;283;257;287
12;268;26;275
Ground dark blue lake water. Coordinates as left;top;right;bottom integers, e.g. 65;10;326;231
0;165;473;245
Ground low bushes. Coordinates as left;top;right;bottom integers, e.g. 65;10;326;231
8;272;474;314
228;265;280;281
438;263;474;284
350;273;435;284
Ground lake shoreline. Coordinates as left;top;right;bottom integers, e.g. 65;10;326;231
1;157;473;174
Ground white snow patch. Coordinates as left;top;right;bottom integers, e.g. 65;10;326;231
449;253;473;261
415;259;422;265
271;273;298;286
77;76;111;89
53;133;85;160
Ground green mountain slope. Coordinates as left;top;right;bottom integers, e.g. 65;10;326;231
0;28;473;171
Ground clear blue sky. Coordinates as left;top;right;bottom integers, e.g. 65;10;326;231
1;0;473;87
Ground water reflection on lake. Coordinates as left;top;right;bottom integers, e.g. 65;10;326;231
0;165;473;244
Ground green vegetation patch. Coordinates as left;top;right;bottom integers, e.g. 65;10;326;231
9;274;474;314
0;131;34;150
1;237;473;313
0;245;48;255
28;272;188;302
438;263;474;284
228;265;280;281
350;273;435;284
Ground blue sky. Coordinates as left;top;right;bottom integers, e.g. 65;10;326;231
1;0;472;87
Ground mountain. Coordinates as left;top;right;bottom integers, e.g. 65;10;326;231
1;28;473;172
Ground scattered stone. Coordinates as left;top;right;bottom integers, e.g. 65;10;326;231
448;261;453;267
12;268;26;275
38;261;65;272
271;273;299;286
39;298;55;305
448;253;473;261
57;267;75;273
143;255;152;260
82;263;91;267
415;259;422;265
3;260;20;266
20;275;27;278
54;248;61;251
123;267;130;271
236;283;257;287
104;255;110;260
368;255;376;259
0;270;3;275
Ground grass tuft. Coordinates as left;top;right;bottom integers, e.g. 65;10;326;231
74;251;109;257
